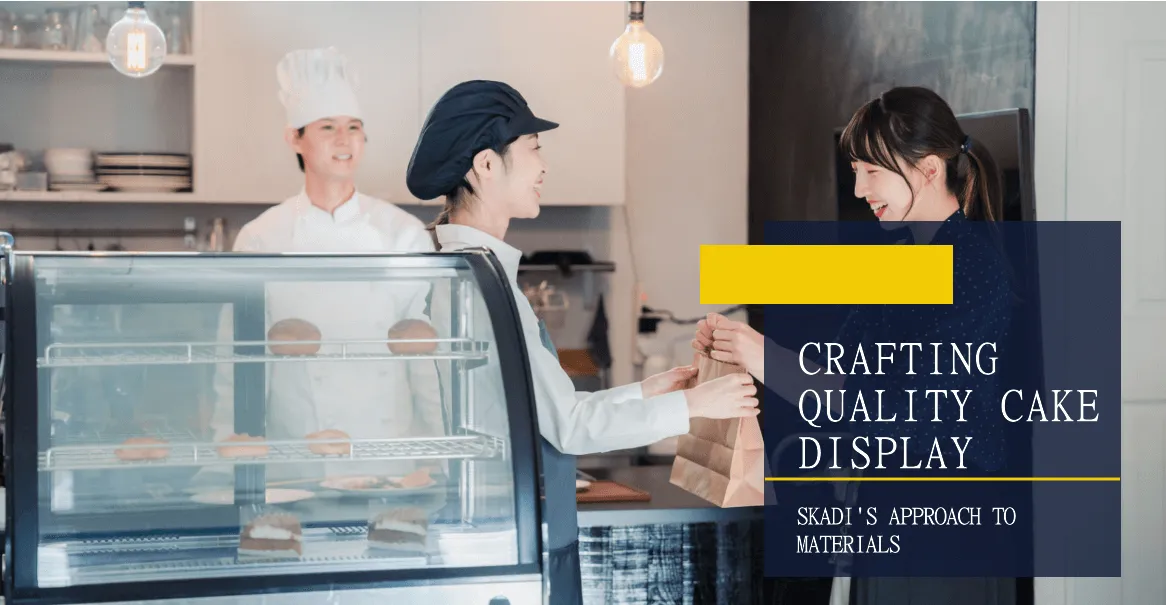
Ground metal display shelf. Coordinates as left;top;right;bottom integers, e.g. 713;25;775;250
38;433;507;472
38;338;490;369
37;526;435;587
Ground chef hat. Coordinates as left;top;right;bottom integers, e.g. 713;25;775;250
406;80;558;201
276;47;363;129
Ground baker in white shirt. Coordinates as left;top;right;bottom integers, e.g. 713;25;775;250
404;80;759;605
204;48;443;483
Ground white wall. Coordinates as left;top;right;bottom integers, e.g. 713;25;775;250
611;0;751;383
1034;3;1166;604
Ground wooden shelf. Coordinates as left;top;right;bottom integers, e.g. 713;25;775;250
0;190;454;205
518;262;616;274
0;190;202;204
0;48;194;67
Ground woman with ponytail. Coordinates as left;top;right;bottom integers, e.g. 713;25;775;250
841;86;1003;228
696;87;1018;604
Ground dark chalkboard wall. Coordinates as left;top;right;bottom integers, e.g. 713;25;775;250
748;1;1036;232
749;3;1037;604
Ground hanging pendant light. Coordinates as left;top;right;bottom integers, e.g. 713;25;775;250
609;1;665;88
107;1;167;78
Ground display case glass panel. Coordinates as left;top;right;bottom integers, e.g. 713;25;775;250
15;253;529;589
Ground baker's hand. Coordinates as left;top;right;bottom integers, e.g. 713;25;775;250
684;373;759;419
642;365;698;398
693;313;765;383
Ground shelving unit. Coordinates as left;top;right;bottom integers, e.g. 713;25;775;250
518;260;616;311
0;48;194;66
0;0;196;200
39;433;506;472
517;262;615;274
0;190;202;203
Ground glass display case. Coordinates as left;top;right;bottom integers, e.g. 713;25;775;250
1;238;545;604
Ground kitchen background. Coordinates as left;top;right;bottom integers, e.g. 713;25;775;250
2;2;1165;605
0;0;1043;489
0;0;748;398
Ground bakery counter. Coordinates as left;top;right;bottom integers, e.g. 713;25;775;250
576;464;764;527
575;465;763;604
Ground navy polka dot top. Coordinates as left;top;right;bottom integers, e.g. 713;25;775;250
831;209;1014;472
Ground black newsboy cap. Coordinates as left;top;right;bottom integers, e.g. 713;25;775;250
406;80;559;201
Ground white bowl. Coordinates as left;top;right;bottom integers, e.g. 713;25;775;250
44;148;93;176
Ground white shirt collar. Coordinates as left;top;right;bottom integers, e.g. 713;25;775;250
297;189;363;226
434;223;524;279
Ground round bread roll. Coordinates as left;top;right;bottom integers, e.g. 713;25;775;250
268;318;322;356
216;433;270;458
115;437;171;461
306;429;352;456
398;467;434;489
387;319;438;354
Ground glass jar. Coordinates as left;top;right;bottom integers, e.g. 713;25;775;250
18;13;40;49
0;11;10;49
165;14;185;54
74;4;105;53
42;9;71;51
4;12;24;49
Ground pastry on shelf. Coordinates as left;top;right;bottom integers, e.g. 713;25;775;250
267;318;322;356
321;467;439;492
386;319;438;354
217;433;270;458
367;507;429;552
397;467;434;489
306;428;352;456
239;513;303;558
114;436;171;461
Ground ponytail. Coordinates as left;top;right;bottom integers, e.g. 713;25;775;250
426;180;473;250
957;136;1003;222
426;204;452;250
957;135;1020;304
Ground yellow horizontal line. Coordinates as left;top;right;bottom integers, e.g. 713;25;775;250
699;245;953;305
765;477;1121;482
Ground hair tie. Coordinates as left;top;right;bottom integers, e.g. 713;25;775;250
960;135;973;155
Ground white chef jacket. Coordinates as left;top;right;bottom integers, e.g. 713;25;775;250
434;223;690;455
204;190;445;480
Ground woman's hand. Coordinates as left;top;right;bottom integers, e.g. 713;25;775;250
642;365;698;398
683;373;759;419
693;314;717;351
692;313;765;383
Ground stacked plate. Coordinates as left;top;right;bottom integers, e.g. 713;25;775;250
96;153;192;192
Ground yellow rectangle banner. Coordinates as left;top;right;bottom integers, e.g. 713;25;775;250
700;245;953;305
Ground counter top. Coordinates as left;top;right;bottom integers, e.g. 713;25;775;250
576;465;764;527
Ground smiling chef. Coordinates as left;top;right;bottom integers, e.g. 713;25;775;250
201;47;444;484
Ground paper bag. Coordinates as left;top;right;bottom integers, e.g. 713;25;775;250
669;350;765;507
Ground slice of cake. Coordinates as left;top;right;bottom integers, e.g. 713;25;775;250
239;513;303;558
368;507;429;553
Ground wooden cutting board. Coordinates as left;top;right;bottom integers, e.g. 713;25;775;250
576;480;651;503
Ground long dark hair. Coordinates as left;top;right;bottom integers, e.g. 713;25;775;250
426;137;519;245
839;87;1002;222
